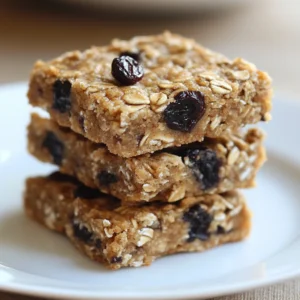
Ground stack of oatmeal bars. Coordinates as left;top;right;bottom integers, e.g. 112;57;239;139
25;32;272;270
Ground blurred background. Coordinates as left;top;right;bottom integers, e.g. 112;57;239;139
0;0;299;98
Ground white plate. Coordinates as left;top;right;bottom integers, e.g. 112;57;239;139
0;83;300;300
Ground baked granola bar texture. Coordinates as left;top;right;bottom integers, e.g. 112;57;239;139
24;172;251;270
28;113;266;203
28;32;272;157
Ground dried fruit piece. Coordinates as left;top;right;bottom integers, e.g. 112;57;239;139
111;256;123;263
72;222;93;243
42;131;64;165
163;91;205;132
120;51;140;62
185;149;222;190
97;171;118;186
217;225;226;234
78;115;85;132
111;56;144;86
95;239;102;249
53;80;72;113
183;205;212;242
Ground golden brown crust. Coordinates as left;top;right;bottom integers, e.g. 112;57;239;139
27;31;272;157
24;173;251;269
28;113;266;203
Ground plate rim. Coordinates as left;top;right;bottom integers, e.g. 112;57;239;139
1;268;300;300
1;82;300;300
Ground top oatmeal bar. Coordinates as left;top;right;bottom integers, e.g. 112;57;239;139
28;32;272;157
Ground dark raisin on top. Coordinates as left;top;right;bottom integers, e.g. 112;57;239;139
183;204;212;242
111;256;123;263
42;131;64;165
120;51;140;62
72;222;93;243
97;171;118;186
53;80;72;113
163;91;206;132
74;184;102;199
185;148;222;190
111;56;144;86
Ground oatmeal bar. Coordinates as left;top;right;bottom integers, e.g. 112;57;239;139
28;114;266;203
28;32;272;157
24;172;251;270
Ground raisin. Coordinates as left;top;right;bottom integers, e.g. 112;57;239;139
73;222;93;243
183;205;212;242
98;171;118;186
78;115;85;132
95;239;102;249
111;256;123;264
74;184;102;199
111;56;144;86
42;131;64;165
48;172;79;185
185;149;222;190
120;51;140;62
165;142;205;158
216;225;225;234
53;80;72;113
163;91;205;132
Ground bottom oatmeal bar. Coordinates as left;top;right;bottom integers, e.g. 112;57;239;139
24;172;251;270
